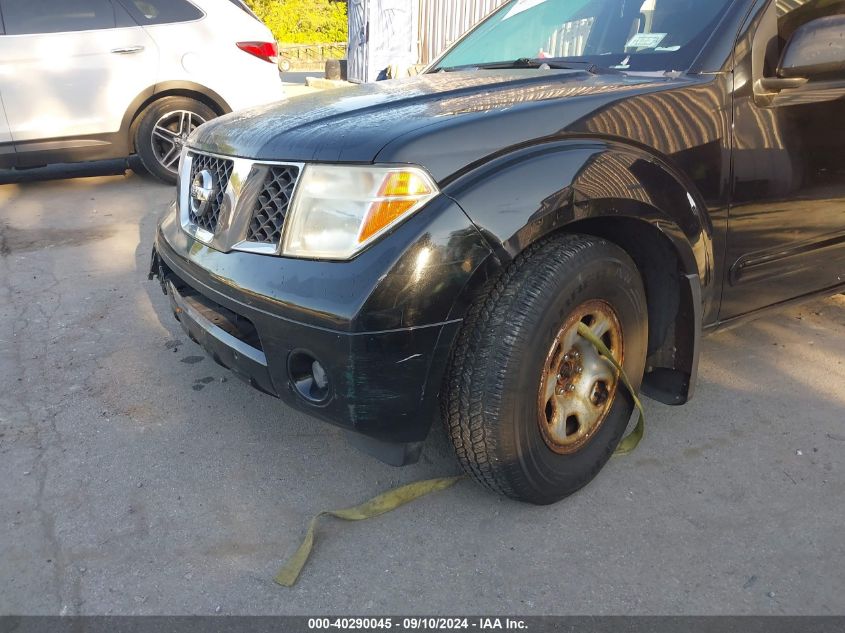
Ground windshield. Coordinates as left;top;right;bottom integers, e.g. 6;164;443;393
433;0;735;73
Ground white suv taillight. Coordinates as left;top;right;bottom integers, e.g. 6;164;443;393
236;41;279;64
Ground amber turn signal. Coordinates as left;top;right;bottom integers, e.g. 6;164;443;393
358;172;435;243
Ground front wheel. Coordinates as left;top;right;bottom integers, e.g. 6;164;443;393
133;96;216;185
442;234;648;505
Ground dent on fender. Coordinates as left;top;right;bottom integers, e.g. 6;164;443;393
445;141;712;281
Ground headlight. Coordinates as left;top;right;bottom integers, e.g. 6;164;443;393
281;165;439;260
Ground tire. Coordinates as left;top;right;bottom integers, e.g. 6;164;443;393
133;96;217;185
442;234;648;505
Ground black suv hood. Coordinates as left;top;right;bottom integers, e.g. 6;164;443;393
190;70;684;180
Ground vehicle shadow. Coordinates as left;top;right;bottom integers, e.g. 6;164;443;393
0;158;144;185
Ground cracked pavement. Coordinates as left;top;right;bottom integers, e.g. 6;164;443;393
1;163;844;615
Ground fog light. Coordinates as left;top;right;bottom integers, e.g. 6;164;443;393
288;351;331;404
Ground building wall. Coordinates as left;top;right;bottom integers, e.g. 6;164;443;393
417;0;507;66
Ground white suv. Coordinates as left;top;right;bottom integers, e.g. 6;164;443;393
0;0;284;182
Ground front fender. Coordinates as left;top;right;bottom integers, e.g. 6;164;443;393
442;139;713;291
441;139;713;405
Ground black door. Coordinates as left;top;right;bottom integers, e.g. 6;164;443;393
722;0;845;318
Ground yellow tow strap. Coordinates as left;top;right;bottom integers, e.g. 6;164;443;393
577;322;646;456
275;327;645;587
275;476;464;587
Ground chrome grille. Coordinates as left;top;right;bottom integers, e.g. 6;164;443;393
188;153;234;234
246;166;301;245
179;151;304;253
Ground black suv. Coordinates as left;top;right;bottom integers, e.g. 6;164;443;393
151;0;845;504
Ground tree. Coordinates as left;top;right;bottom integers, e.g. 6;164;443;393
245;0;348;45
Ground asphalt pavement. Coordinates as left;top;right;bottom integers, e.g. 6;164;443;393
1;165;844;615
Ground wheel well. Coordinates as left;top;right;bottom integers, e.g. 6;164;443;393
127;89;228;151
566;217;681;354
451;212;700;404
561;216;699;404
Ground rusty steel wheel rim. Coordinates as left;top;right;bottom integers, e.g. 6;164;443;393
537;300;624;455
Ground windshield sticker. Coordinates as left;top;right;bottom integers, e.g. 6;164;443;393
503;0;549;20
625;33;668;49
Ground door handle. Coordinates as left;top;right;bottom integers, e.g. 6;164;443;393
111;46;145;55
758;76;808;92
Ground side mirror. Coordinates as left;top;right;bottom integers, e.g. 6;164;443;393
757;14;845;101
779;14;845;80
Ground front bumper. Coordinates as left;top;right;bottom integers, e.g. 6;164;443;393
150;195;495;465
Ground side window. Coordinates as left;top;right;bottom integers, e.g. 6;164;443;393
0;0;119;35
118;0;203;26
